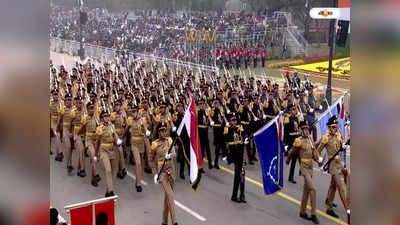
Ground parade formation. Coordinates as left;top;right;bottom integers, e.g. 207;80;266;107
50;4;350;225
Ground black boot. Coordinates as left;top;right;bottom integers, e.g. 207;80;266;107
144;167;152;174
179;171;185;180
214;163;220;170
231;196;241;203
91;176;98;187
326;210;339;218
67;165;74;173
299;213;311;220
311;215;320;224
288;179;297;184
136;185;142;192
95;174;101;182
325;198;337;207
239;196;247;203
105;191;115;197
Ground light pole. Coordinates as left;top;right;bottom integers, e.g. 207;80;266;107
78;0;85;61
326;0;337;105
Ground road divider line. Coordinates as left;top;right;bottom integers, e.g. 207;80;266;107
175;200;207;222
216;163;347;225
126;171;148;186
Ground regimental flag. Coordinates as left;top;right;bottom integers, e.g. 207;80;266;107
254;114;284;195
177;97;203;190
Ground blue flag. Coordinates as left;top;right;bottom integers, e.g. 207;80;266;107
254;116;284;195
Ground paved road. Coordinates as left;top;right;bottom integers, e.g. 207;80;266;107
50;129;348;225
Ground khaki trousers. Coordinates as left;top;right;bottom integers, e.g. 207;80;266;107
300;166;316;215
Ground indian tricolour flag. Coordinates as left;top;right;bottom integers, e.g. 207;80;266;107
177;97;203;190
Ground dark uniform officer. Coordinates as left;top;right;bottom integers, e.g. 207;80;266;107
224;113;246;203
197;99;212;169
262;91;280;124
238;96;256;164
284;103;303;183
173;101;190;179
210;98;227;169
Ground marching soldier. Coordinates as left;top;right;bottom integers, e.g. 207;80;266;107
209;98;227;169
173;102;190;179
261;46;267;67
286;121;321;224
110;99;127;179
262;91;280;124
238;96;257;165
96;110;123;197
197;98;212;169
59;93;75;174
285;103;303;183
139;98;154;174
50;89;63;161
150;122;178;225
80;101;101;187
317;116;350;218
71;96;86;177
224;113;246;203
126;104;151;192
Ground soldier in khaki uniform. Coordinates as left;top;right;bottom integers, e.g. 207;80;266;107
126;105;151;192
71;96;86;177
110;99;127;179
138;98;154;173
317;116;350;218
150;122;178;225
58;93;75;173
80;101;101;187
50;89;63;161
96;110;123;197
286;121;320;224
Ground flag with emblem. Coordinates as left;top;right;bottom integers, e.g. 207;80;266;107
177;97;203;190
254;114;284;195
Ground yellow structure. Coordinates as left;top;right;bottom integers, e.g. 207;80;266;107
291;57;351;77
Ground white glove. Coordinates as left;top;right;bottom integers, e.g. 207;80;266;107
309;108;314;113
93;156;97;163
210;121;215;126
279;111;284;115
304;90;309;96
226;122;230;127
263;114;267;119
227;109;231;114
319;105;323;110
165;153;171;160
346;120;350;126
154;174;159;184
146;130;151;137
284;145;289;151
244;138;249;144
346;209;350;215
318;156;323;164
117;138;123;146
172;126;177;132
297;111;301;116
254;117;259;121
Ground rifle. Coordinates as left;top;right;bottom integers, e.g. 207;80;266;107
322;138;350;171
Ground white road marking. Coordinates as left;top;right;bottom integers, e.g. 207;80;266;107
174;200;207;222
126;170;148;186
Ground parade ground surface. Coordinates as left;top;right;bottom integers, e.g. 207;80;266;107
50;52;350;225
